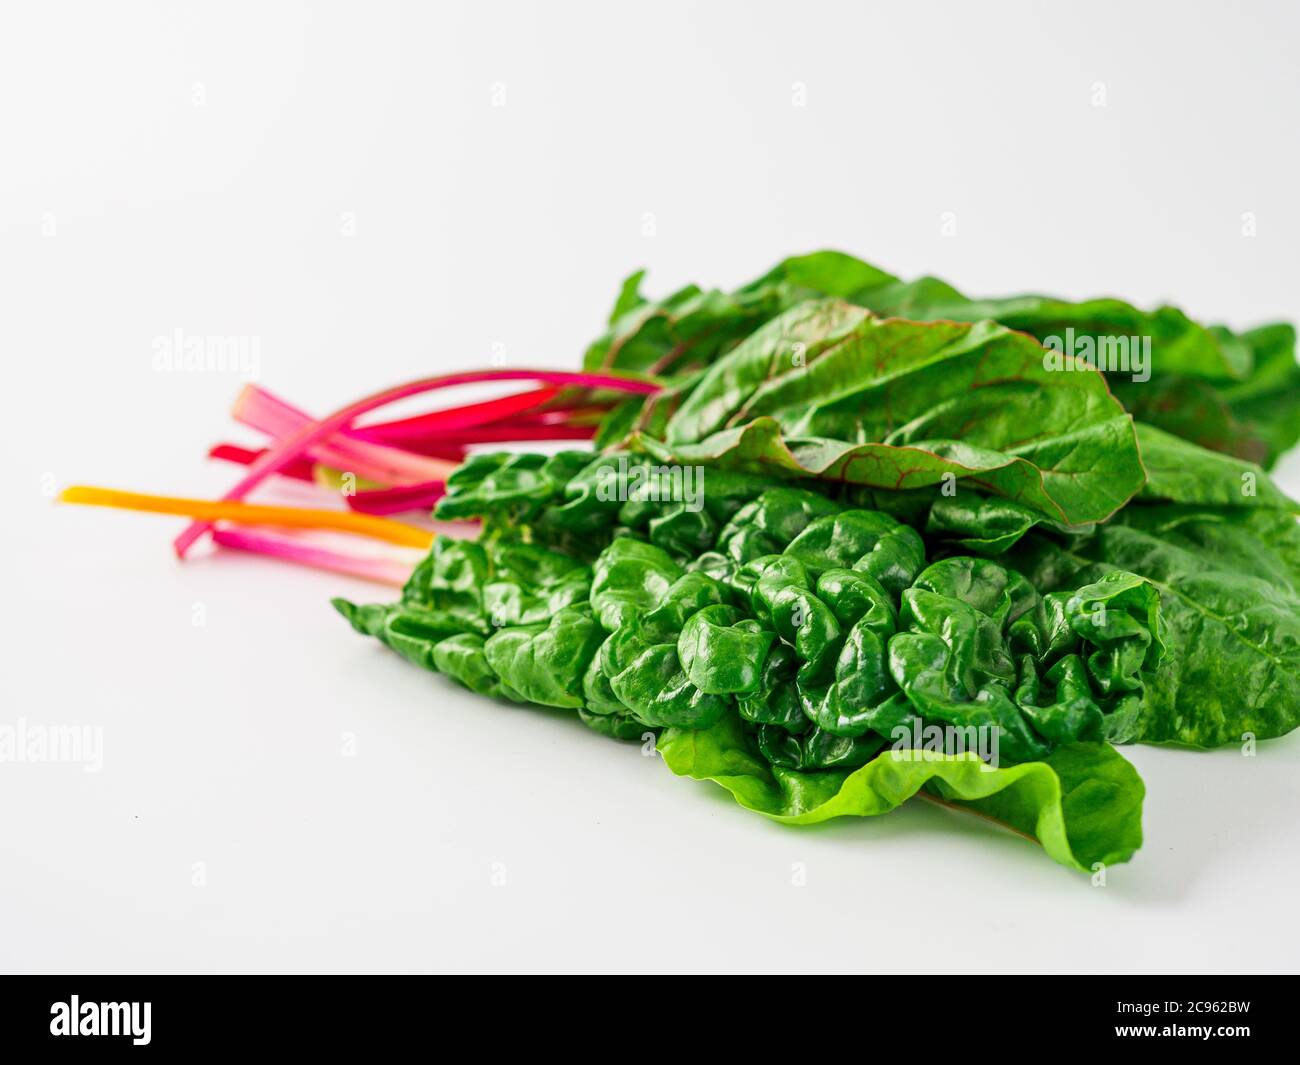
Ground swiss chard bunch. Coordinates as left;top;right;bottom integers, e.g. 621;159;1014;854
60;251;1300;874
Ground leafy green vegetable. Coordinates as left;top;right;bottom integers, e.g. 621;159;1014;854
1110;376;1267;465
327;251;1299;875
893;559;1160;758
340;471;1163;871
1215;324;1300;466
1009;507;1300;748
627;300;1145;526
583;276;797;377
1134;423;1298;512
584;250;898;377
657;712;1143;871
65;245;1300;879
924;496;1088;555
594;250;1298;469
875;291;1298;468
856;278;1252;382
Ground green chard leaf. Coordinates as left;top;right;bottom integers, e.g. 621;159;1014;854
1009;508;1300;748
1111;376;1270;466
586;251;899;377
857;281;1253;382
635;299;1145;526
483;605;606;709
591;251;1298;468
657;712;1144;871
1215;324;1300;468
1134;422;1298;512
924;495;1092;555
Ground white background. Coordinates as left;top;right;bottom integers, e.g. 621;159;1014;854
2;0;1298;973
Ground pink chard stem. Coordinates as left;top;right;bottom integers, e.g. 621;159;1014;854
175;369;659;557
211;528;414;586
234;385;454;486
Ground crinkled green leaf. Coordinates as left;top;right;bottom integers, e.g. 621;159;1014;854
435;450;590;521
1011;511;1300;747
332;598;483;669
678;607;773;694
715;487;843;565
432;633;514;699
589;536;682;631
657;712;1144;870
338;449;1167;870
484;605;605;710
784;507;926;598
889;558;1161;759
925;495;1091;555
598;572;734;728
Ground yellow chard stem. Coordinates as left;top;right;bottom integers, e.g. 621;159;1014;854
58;486;435;549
